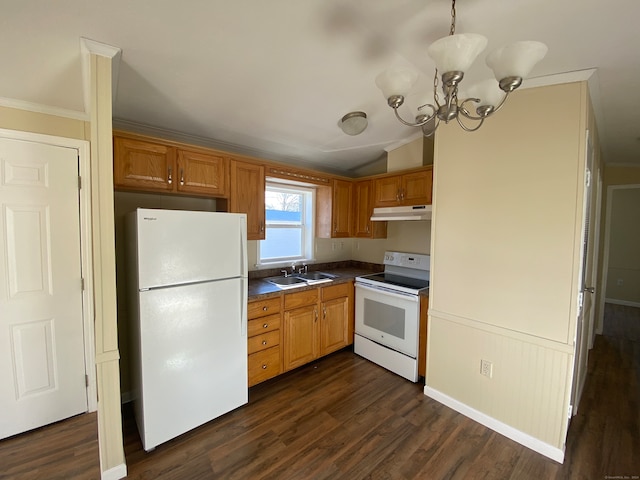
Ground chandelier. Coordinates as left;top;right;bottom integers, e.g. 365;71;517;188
375;0;548;137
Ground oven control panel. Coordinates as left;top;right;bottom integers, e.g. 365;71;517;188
383;251;430;271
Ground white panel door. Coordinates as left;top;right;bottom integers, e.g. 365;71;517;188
0;137;87;439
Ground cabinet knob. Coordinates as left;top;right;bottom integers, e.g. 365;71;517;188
262;306;268;311
167;167;173;185
262;340;267;345
262;364;268;369
180;168;185;186
263;323;269;328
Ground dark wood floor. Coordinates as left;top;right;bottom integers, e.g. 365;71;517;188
1;304;638;479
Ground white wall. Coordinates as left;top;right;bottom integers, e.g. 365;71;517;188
426;82;589;460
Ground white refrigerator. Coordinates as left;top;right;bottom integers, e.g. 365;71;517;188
126;208;248;451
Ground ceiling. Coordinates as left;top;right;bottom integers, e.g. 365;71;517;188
2;0;639;176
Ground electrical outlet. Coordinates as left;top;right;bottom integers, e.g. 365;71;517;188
480;359;493;378
340;241;345;250
331;242;337;251
617;279;624;286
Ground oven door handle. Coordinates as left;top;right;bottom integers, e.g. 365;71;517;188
355;283;420;302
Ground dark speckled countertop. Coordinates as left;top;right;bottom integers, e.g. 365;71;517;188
248;264;382;301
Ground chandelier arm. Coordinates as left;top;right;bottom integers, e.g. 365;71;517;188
422;117;440;137
393;106;436;128
459;98;483;121
455;114;485;132
486;91;511;115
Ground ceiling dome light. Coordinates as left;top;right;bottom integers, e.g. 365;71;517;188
340;111;368;136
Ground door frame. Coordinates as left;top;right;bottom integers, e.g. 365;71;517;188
0;128;96;412
597;183;640;333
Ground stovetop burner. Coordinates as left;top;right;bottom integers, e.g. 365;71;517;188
357;272;429;291
355;251;431;295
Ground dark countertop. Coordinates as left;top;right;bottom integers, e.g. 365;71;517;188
248;267;381;301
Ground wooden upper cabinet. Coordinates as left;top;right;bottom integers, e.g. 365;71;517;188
176;149;228;197
332;179;352;237
113;136;176;192
229;159;265;241
402;170;432;205
373;176;402;207
373;168;433;207
353;179;387;239
317;179;352;238
113;134;229;198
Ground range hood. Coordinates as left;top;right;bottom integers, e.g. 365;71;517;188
370;205;432;221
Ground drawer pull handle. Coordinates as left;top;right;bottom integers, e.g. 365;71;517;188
262;364;268;369
262;306;268;311
262;340;267;345
263;323;268;328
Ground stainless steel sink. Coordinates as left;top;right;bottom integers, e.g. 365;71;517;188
293;271;337;284
265;276;308;290
265;271;337;289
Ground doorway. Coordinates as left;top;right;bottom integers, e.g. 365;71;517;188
0;129;95;439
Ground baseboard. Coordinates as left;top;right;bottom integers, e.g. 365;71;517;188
423;385;565;464
605;298;640;308
101;463;127;480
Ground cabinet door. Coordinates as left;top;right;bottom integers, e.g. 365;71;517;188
283;305;318;371
353;180;387;239
332;179;352;238
320;297;349;356
230;160;265;240
113;136;175;192
176;149;228;197
401;170;432;205
373;176;402;207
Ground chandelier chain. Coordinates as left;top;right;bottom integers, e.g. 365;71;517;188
450;0;456;35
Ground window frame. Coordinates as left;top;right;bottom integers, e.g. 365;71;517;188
258;181;315;267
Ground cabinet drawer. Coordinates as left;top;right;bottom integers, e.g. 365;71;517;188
284;288;318;310
248;297;281;319
322;282;352;301
248;330;280;354
248;346;281;386
248;314;280;337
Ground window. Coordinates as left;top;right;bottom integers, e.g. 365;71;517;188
258;182;314;265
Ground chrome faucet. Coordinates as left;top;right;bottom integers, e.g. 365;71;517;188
280;269;289;278
299;264;308;274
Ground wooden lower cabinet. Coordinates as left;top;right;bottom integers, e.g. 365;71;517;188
250;281;355;381
283;282;354;372
247;297;282;387
283;289;319;372
320;282;352;355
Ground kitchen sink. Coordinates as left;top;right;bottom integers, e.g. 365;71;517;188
264;271;338;289
293;271;337;284
265;276;308;289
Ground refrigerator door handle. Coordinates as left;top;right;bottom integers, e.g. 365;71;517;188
240;216;248;336
240;279;247;336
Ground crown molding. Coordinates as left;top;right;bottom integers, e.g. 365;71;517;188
0;96;88;121
80;37;122;116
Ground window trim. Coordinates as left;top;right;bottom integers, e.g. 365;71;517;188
257;181;315;267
